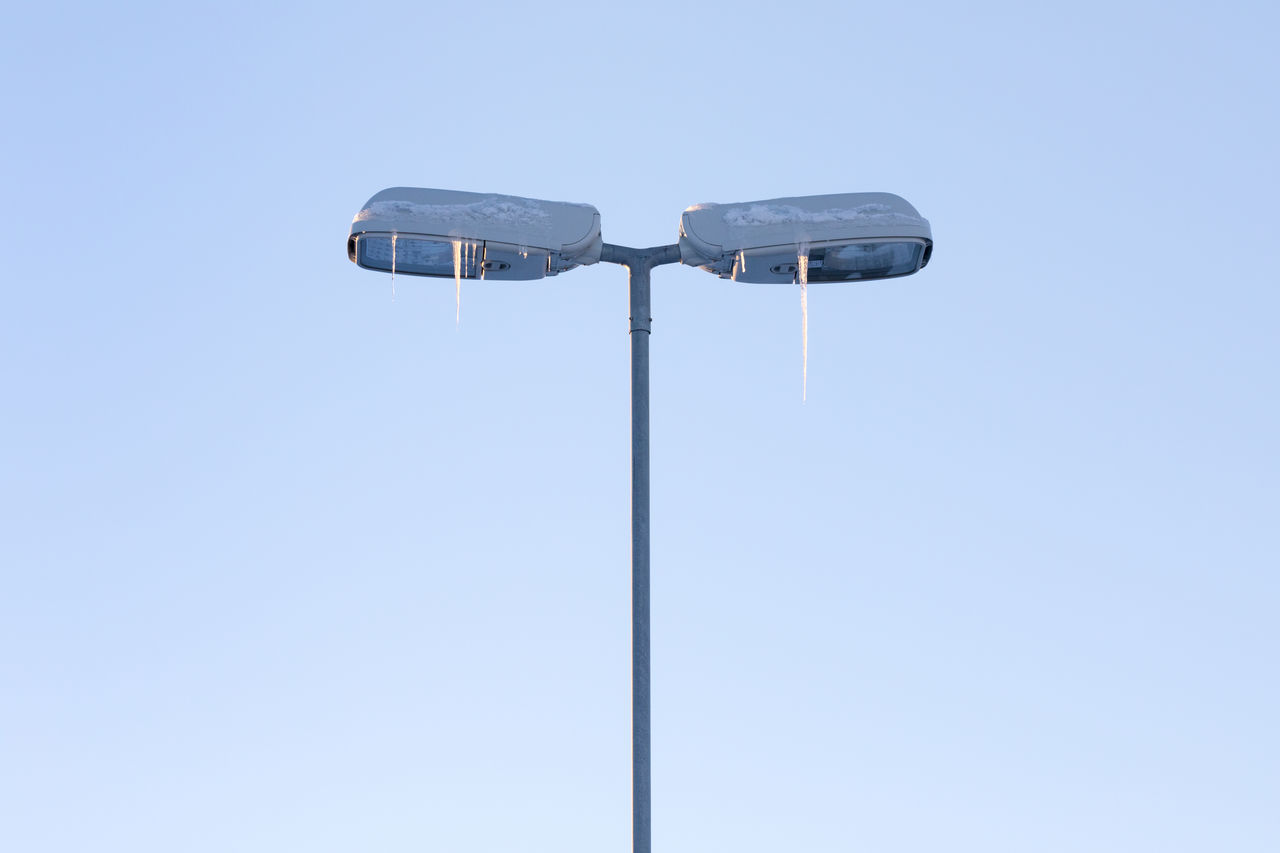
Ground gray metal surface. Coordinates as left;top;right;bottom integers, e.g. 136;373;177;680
678;191;932;282
347;187;603;279
600;242;680;853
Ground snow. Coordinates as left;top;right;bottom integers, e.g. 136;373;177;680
354;197;553;226
721;202;926;229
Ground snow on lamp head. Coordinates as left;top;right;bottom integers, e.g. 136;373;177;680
348;187;603;281
678;192;932;284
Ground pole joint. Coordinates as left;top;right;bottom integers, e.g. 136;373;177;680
601;244;678;337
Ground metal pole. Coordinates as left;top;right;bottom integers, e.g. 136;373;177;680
601;243;680;853
630;260;652;853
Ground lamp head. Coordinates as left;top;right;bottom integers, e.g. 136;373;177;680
348;187;603;281
678;192;932;284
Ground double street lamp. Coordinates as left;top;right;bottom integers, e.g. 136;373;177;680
347;187;932;853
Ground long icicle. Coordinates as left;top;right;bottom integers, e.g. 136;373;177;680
391;232;397;300
798;245;809;402
452;238;463;327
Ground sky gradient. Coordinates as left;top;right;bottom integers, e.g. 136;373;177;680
2;2;1277;851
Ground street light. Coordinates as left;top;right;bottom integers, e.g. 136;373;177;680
678;191;933;282
348;187;603;280
347;187;932;853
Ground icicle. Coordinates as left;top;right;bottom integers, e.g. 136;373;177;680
390;232;397;300
460;241;472;326
452;238;463;327
798;244;809;402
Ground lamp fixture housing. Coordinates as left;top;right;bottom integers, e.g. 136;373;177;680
678;192;932;284
348;187;603;281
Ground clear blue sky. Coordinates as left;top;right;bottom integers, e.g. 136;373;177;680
2;1;1276;851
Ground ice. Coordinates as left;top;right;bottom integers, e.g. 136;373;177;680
797;244;809;402
390;232;397;299
723;202;926;229
355;197;554;227
451;239;463;327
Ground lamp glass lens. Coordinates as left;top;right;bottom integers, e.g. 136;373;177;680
809;241;923;281
358;235;474;277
